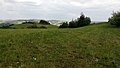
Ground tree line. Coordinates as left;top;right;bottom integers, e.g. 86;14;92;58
59;13;91;28
59;10;120;28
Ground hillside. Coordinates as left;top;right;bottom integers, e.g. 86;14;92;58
0;23;120;68
10;23;58;29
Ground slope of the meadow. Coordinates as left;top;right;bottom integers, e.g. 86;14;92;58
0;23;120;68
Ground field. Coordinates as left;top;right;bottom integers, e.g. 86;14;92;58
10;23;57;29
0;23;120;68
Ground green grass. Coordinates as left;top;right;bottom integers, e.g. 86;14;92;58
0;23;120;68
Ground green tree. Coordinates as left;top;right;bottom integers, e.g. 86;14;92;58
59;22;68;28
59;13;91;28
69;20;77;28
84;17;91;25
76;13;91;27
109;11;120;27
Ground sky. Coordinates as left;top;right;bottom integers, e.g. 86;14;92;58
0;0;120;21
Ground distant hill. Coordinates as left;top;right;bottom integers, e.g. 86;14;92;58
91;21;107;23
48;20;67;26
0;19;107;27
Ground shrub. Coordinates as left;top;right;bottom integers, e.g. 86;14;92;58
39;20;50;25
59;22;68;28
109;11;120;27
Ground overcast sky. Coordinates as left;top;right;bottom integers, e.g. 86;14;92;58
0;0;120;21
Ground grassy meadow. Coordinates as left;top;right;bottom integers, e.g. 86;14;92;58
0;23;120;68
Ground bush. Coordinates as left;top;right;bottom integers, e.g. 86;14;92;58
109;11;120;27
59;22;68;28
39;20;50;25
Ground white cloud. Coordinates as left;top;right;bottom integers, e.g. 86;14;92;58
0;0;120;21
